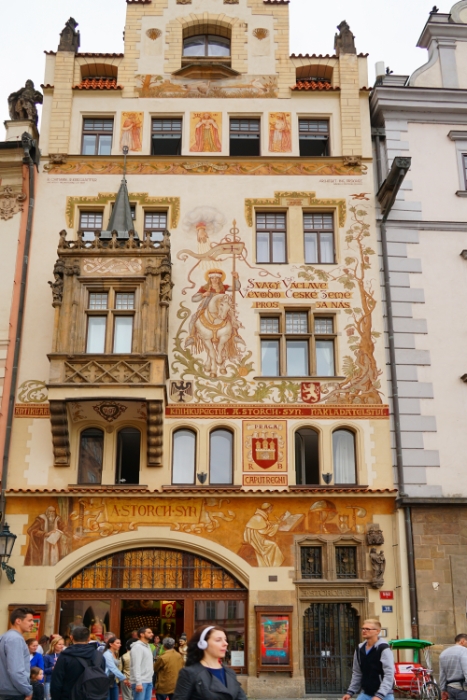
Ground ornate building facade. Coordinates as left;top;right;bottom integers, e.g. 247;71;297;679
1;1;409;695
371;0;467;651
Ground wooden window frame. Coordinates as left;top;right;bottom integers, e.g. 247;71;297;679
298;118;330;157
182;34;231;58
259;310;337;377
151;118;182;156
85;286;137;355
81;118;114;156
143;210;168;241
255;212;287;264
303;212;336;264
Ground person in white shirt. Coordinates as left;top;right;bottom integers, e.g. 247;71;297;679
130;628;154;700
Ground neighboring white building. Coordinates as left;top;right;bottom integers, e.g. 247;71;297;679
371;0;467;645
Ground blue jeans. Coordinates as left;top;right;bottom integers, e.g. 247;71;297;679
132;683;153;700
107;684;119;700
357;694;394;700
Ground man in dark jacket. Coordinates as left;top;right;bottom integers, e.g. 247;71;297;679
50;626;105;700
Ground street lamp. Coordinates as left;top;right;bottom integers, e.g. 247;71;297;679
0;523;17;583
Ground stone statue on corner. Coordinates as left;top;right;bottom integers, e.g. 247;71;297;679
369;548;386;588
8;80;43;125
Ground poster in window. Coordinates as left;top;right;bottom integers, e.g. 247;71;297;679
260;614;290;666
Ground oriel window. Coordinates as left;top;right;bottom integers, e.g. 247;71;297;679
144;211;168;242
82;118;114;156
79;211;104;242
85;290;135;354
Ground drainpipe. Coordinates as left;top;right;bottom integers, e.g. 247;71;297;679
0;133;38;528
376;155;419;636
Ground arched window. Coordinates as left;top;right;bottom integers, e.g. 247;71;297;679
295;428;320;485
116;427;141;484
210;429;233;484
332;429;357;484
172;429;196;484
183;34;230;58
78;428;104;484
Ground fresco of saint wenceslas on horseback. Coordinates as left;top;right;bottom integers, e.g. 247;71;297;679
175;207;277;380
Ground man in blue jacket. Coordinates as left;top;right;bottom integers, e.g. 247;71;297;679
0;606;35;700
343;618;395;700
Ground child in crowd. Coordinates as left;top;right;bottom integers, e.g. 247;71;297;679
31;667;45;700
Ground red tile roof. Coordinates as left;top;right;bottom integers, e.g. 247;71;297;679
127;0;151;3
7;486;396;495
291;53;337;59
73;78;122;90
78;52;124;57
292;80;340;91
41;84;54;90
264;0;290;3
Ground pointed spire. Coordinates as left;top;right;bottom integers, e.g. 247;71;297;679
101;147;138;241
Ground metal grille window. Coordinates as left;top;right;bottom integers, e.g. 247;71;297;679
144;211;168;241
151;118;182;156
299;119;329;157
304;213;335;264
60;548;245;590
256;213;286;263
230;119;260;156
82;118;113;156
301;546;323;579
335;546;357;579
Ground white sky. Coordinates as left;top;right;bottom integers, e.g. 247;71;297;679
0;0;448;129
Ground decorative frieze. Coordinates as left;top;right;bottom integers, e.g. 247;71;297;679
64;358;151;384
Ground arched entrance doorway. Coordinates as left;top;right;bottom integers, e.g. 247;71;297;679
56;547;247;672
303;602;359;694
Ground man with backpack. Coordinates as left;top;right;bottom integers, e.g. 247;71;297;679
342;619;395;700
50;626;108;700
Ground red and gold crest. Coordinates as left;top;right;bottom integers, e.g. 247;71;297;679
252;437;278;469
301;382;321;404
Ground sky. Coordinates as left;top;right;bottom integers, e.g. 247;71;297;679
0;0;448;129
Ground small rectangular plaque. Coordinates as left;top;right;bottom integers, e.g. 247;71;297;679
382;605;393;613
380;591;394;599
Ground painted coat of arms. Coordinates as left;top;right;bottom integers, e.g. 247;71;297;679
243;421;286;472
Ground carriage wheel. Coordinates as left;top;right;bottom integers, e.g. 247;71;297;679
421;681;441;700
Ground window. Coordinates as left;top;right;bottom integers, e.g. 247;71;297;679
195;599;245;668
82;118;113;156
209;429;233;484
333;429;356;484
335;546;357;579
85;290;135;354
256;213;286;264
78;428;104;484
79;211;104;242
300;546;323;579
260;311;336;377
299;119;329;157
314;317;335;376
304;213;335;264
151;118;182;156
144;211;168;242
295;428;320;485
463;154;467;188
116;427;141;484
183;34;230;58
172;429;196;484
230;119;260;157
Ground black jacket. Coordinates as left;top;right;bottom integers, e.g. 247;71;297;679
50;644;106;700
173;663;248;700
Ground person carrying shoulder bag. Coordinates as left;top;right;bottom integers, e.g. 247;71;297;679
173;626;247;700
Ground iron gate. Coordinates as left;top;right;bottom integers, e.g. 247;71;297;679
303;602;359;694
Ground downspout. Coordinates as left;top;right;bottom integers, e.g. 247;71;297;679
0;133;37;528
376;152;419;636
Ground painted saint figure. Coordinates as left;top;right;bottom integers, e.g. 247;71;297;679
185;269;243;376
25;506;70;566
243;503;285;567
120;112;143;152
268;112;292;153
191;113;222;152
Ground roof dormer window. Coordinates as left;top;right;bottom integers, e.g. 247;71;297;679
183;34;230;58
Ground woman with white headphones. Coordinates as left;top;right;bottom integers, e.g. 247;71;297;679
173;625;247;700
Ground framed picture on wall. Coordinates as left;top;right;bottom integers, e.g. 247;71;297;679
255;605;293;676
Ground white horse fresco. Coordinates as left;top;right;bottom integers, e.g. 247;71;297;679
189;293;241;376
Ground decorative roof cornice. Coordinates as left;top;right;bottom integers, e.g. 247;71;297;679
292;80;339;91
371;84;467;124
73;78;122;90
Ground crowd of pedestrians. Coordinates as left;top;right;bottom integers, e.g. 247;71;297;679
0;609;248;700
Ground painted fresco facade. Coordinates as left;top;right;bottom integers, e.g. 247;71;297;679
1;1;410;696
370;0;467;654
